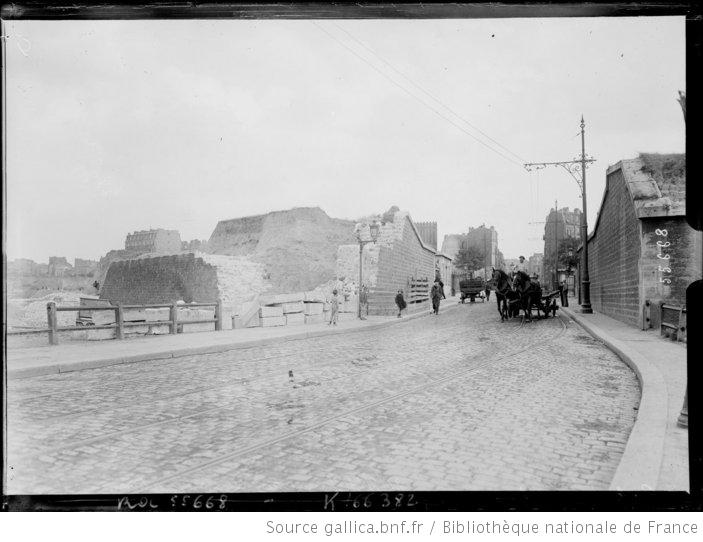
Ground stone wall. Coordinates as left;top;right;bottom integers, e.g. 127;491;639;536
640;218;701;326
373;215;435;315
100;253;219;304
586;169;642;326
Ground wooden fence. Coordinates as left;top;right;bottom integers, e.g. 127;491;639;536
7;300;223;345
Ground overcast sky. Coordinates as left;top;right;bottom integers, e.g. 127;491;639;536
4;16;685;262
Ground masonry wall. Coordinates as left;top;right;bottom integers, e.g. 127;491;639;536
640;218;701;312
371;216;435;315
586;169;641;326
100;253;219;304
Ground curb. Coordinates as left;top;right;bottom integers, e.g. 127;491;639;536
560;307;667;491
9;300;462;380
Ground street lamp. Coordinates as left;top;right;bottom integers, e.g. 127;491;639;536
355;221;381;319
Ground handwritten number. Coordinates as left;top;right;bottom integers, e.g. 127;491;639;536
660;278;672;284
219;495;228;510
364;494;373;508
193;495;202;509
657;254;670;260
655;228;668;236
395;493;404;508
656;240;671;247
205;496;214;509
658;266;672;273
407;493;417;507
381;493;391;508
171;495;177;508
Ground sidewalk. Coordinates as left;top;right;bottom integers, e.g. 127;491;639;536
560;305;688;492
6;296;461;380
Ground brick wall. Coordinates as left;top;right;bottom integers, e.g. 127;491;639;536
371;216;435;315
587;169;641;326
640;218;701;311
100;253;219;304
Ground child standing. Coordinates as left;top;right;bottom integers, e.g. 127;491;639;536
329;289;339;325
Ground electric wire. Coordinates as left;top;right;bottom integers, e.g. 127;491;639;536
332;21;528;164
310;21;525;169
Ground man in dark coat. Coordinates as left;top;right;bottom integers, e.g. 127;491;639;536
431;279;443;315
395;289;407;318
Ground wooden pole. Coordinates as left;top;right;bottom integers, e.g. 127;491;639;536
115;303;124;340
170;303;178;334
47;302;58;345
215;300;223;331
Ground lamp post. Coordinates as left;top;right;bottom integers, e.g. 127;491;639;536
355;221;380;320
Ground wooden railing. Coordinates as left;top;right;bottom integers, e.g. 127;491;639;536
7;300;223;345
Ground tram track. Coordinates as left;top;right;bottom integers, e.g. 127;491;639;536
13;311;531;457
136;315;566;492
13;310;510;420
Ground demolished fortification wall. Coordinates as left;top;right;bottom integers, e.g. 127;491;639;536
209;207;357;294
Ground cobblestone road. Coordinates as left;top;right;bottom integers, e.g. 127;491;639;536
6;302;640;493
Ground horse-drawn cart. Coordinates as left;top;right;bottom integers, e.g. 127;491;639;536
529;290;560;318
459;278;485;303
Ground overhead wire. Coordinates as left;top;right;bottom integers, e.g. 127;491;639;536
310;21;525;169
332;21;528;164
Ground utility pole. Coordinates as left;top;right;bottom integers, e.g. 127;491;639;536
524;116;594;313
553;200;558;291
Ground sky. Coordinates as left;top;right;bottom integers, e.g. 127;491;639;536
4;16;685;262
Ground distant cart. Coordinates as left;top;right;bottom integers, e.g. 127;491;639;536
459;278;485;303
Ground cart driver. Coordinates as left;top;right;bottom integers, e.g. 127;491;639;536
513;256;528;278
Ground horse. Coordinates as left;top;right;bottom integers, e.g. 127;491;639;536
512;270;543;322
491;268;519;321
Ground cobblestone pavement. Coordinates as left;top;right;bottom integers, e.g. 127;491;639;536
6;302;640;493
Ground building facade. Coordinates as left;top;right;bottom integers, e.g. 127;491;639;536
124;229;182;254
415;221;438;251
577;154;700;328
543;207;581;290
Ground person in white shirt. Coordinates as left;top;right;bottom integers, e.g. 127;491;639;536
514;255;528;276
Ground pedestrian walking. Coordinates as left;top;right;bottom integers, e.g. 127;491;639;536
395;289;407;318
484;280;491;301
560;280;569;307
431;279;443;315
359;284;369;320
329;289;339;325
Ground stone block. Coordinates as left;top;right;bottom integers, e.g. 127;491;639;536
304;291;325;302
304;302;324;315
285;312;306;326
305;314;324;324
280;301;304;314
178;308;214;321
86;328;115;341
261;292;304;305
260;316;286;327
146;324;170;335
260;305;284;317
182;322;215;333
125;324;150;335
91;310;116;326
145;307;170;322
123;308;148;322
